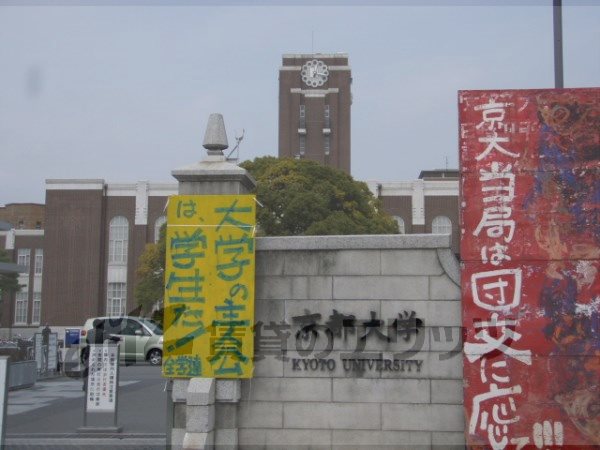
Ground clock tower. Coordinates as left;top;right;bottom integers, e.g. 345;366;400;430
278;53;351;174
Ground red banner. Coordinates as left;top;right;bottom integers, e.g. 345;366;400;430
459;88;599;448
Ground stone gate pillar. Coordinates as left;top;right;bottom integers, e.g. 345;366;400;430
168;113;256;449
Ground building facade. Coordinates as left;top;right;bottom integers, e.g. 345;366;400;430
0;180;177;335
0;172;458;335
368;170;460;254
0;203;45;230
278;53;351;174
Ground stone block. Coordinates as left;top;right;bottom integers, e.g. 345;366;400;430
382;404;464;431
187;377;215;406
256;276;291;300
319;250;381;275
283;402;380;429
333;276;429;300
238;401;283;428
293;276;333;299
381;249;443;276
430;274;461;300
215;403;238;428
241;377;331;402
379;352;462;380
256;276;333;300
256;234;450;251
172;378;190;402
182;431;214;450
283;251;322;275
216;379;241;403
186;404;215;433
432;431;466;447
255;299;285;324
255;250;284;276
428;326;462;352
427;351;463;379
253;354;284;377
173;403;187;428
431;379;463;404
170;428;186;450
215;428;238;449
239;428;331;448
380;300;461;328
332;430;431;448
332;378;429;403
436;248;460;284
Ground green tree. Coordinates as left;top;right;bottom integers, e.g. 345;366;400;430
134;224;166;315
0;249;21;294
240;157;398;236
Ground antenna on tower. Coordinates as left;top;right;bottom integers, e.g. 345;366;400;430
312;31;314;54
445;156;449;170
226;129;244;162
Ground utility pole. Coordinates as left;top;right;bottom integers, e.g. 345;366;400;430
553;0;564;88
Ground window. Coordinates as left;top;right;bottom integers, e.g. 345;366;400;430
299;135;306;156
324;104;330;128
393;216;406;234
107;282;126;316
32;293;41;324
15;291;28;324
299;104;306;128
432;216;452;234
109;216;129;263
154;216;167;243
34;249;43;275
124;319;146;336
17;249;30;270
324;135;330;156
35;221;42;229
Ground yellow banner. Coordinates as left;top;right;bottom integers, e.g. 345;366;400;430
162;195;255;378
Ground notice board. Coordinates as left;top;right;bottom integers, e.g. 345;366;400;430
163;195;256;378
459;88;599;448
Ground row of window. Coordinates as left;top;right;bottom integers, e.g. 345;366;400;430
392;215;452;235
14;291;41;325
299;105;331;127
297;105;331;158
105;216;164;315
14;283;127;325
16;248;43;274
107;215;166;264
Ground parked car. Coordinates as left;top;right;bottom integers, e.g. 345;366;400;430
80;316;163;365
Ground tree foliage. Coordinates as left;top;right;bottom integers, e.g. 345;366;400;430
134;224;166;315
240;157;398;236
0;249;21;294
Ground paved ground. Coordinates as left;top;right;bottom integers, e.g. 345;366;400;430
5;364;167;449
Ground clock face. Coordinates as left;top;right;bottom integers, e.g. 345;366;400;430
301;59;329;88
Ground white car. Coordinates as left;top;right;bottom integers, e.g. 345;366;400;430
80;316;163;365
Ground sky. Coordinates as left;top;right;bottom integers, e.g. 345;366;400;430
0;1;599;205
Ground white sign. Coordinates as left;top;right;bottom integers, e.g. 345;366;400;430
34;334;42;370
86;345;118;412
47;333;58;371
0;357;7;447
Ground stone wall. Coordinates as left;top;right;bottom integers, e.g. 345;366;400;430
171;234;464;449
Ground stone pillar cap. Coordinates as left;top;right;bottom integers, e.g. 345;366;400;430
203;113;228;154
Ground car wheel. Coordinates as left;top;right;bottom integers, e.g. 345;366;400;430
147;349;162;366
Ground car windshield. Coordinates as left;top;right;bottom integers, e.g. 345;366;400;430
139;318;163;335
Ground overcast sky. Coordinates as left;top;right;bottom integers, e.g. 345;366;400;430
0;1;598;205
